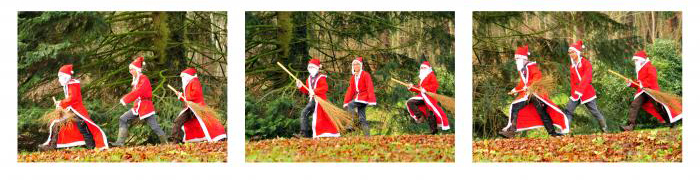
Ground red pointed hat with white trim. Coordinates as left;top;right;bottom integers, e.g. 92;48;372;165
515;45;530;59
352;57;363;64
569;40;585;53
633;50;648;60
59;64;74;76
129;57;146;71
420;61;431;68
308;58;321;68
181;68;197;76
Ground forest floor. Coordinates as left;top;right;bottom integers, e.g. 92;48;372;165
472;126;682;162
17;141;227;162
246;134;454;162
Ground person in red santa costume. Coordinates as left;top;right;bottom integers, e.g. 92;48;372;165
112;57;168;146
38;64;109;151
620;50;682;131
562;40;608;133
499;45;569;138
296;59;339;138
342;57;377;136
171;68;228;143
405;61;450;134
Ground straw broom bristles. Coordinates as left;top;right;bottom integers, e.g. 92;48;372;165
187;101;225;126
276;62;353;132
166;85;224;127
646;88;682;112
424;91;455;113
37;97;78;130
390;78;455;113
314;96;354;131
608;69;682;113
37;108;77;131
527;74;556;96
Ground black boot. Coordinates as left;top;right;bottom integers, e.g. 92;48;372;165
542;117;563;137
38;126;59;151
498;118;517;138
76;120;96;149
427;113;438;135
500;102;526;138
295;130;312;138
534;99;563;137
305;130;313;138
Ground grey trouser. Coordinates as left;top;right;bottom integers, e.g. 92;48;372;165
119;110;166;136
347;101;370;136
299;99;316;132
564;99;607;130
346;101;368;127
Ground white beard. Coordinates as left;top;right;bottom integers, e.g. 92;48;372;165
181;74;196;92
515;59;525;70
308;67;319;77
58;74;71;86
131;72;141;86
419;68;432;80
634;59;646;72
570;54;581;68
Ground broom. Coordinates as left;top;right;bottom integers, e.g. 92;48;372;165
608;69;682;113
276;62;353;132
167;85;224;128
527;74;557;96
390;78;455;113
37;97;77;131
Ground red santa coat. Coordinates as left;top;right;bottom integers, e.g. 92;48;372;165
628;62;682;123
300;74;339;138
343;71;377;106
42;79;109;149
504;62;570;133
569;57;597;103
120;74;156;119
179;78;227;142
405;72;450;130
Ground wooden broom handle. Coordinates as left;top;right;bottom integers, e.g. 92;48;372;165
52;96;60;109
276;62;312;91
52;96;70;113
167;85;183;98
508;89;527;95
390;78;421;91
168;84;196;107
607;69;642;87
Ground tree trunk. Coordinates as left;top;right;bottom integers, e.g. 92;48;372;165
167;12;187;71
152;12;169;65
276;12;293;62
290;12;309;68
